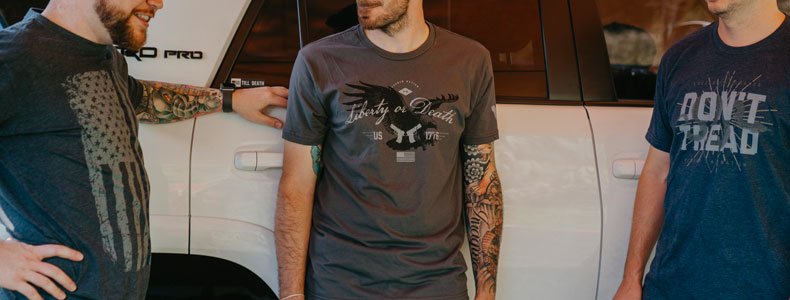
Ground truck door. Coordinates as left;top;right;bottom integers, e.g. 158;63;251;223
574;1;717;299
421;1;603;298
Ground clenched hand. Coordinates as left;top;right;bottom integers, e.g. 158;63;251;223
0;239;83;300
232;86;289;129
612;280;642;300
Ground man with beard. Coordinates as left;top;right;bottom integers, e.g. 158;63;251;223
0;0;288;299
275;0;502;299
613;0;789;299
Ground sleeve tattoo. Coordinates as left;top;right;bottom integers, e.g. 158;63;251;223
462;143;504;294
136;80;222;123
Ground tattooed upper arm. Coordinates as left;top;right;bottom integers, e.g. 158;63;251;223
462;142;503;295
136;80;222;123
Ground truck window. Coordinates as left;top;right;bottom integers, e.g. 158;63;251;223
424;0;547;101
232;0;547;102
0;1;50;27
306;1;548;101
597;0;715;100
228;0;301;88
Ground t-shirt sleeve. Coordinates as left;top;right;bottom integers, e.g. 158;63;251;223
281;52;328;146
127;75;145;113
461;53;499;145
644;59;673;152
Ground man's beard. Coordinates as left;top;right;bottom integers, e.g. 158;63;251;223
95;0;145;50
358;0;409;35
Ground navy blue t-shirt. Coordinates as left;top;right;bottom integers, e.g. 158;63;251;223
0;10;150;300
644;17;790;299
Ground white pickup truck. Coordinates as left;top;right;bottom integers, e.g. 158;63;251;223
1;0;721;299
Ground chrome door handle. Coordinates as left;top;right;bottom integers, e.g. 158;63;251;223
234;151;283;171
612;159;646;180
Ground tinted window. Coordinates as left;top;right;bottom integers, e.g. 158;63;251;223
0;0;49;26
233;0;547;101
424;0;546;100
229;0;301;87
598;0;715;100
308;1;548;100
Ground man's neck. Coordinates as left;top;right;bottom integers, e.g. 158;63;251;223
717;1;786;47
41;0;112;45
364;10;430;54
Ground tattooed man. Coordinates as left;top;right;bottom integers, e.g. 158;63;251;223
275;1;503;299
614;0;789;299
0;0;287;299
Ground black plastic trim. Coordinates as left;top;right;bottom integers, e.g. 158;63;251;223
568;0;618;102
539;0;582;101
296;0;309;48
210;0;266;89
583;99;654;107
497;99;584;106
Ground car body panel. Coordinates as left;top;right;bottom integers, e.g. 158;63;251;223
587;106;652;299
189;110;285;291
130;0;252;254
495;104;602;299
149;215;189;254
189;215;278;293
126;0;250;87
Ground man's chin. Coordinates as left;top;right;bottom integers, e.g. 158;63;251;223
359;17;388;30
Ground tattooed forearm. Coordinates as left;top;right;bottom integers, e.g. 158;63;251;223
462;143;504;296
136;80;222;123
311;146;323;176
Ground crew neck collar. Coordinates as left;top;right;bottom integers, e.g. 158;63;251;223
357;22;436;61
26;8;111;58
711;14;789;55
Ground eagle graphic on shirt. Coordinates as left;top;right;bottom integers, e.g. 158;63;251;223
343;81;459;151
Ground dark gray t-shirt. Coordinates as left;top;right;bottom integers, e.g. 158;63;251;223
643;17;790;299
282;24;498;300
0;10;150;300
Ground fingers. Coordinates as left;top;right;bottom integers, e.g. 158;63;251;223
15;282;44;300
267;94;288;109
33;244;84;262
24;272;66;300
250;111;285;129
233;87;288;128
253;87;287;108
35;262;76;292
269;86;289;98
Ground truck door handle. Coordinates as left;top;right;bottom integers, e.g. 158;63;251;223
612;159;646;180
234;151;283;171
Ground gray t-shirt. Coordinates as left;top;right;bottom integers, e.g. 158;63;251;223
0;10;150;300
282;23;499;300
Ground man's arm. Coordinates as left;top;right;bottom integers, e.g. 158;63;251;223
462;143;504;300
613;146;670;300
136;80;288;128
0;239;83;300
275;141;322;299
